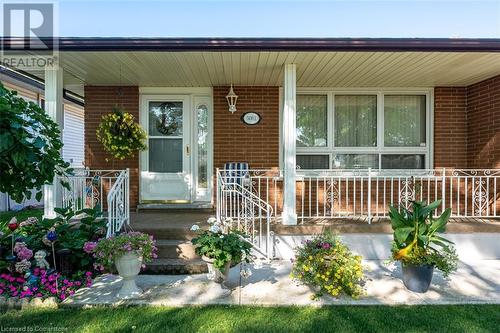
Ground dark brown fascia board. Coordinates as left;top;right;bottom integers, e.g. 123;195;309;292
2;37;500;52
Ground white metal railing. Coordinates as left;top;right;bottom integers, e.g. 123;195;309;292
217;168;500;224
58;168;130;236
106;169;130;237
60;169;124;212
217;169;274;260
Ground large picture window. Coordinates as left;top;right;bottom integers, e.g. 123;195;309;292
296;95;327;147
296;90;430;170
335;95;377;147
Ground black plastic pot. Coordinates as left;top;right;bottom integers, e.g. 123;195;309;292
401;263;434;293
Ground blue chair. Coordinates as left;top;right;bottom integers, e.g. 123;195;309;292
223;162;250;187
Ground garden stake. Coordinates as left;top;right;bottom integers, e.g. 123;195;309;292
51;242;59;293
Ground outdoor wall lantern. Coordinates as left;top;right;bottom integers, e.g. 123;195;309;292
225;84;238;113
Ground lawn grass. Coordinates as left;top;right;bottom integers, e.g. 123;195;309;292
0;208;43;225
0;305;498;333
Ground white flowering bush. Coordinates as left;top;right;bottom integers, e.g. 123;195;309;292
191;218;252;270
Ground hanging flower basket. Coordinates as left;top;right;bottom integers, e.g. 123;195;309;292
96;107;147;161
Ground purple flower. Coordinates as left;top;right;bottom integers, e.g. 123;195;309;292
322;242;331;250
83;241;97;254
16;247;33;261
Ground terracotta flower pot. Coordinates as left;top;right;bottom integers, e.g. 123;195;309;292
115;252;143;299
202;256;231;283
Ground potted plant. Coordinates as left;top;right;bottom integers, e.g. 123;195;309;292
96;107;147;162
389;200;459;293
291;232;365;299
191;218;252;284
92;232;157;299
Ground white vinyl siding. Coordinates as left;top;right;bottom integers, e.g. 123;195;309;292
63;103;85;167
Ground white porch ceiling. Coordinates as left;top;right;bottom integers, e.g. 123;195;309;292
28;51;500;96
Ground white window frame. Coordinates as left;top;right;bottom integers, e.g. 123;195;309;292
295;88;434;169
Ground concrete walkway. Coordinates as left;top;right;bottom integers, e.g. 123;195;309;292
64;259;500;307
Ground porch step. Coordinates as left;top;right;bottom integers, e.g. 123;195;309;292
137;203;214;211
156;239;199;260
143;258;207;275
134;227;200;240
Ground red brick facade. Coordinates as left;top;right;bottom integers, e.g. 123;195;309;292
213;86;280;170
82;77;499;207
434;74;500;169
433;87;468;168
466;75;500;168
84;86;140;208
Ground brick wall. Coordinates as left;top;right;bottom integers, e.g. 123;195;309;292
84;86;140;208
434;75;500;169
213;86;280;169
433;87;468;168
466;75;500;169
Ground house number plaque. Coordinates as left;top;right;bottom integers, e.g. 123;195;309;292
241;112;261;125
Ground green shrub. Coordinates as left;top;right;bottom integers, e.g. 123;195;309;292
0;83;71;202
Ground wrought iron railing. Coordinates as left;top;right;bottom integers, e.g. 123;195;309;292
216;170;274;260
58;168;130;236
106;169;130;237
217;168;500;223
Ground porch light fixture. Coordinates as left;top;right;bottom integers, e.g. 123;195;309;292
225;84;238;113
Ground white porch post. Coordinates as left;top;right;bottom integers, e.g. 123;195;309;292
282;64;297;225
43;67;64;219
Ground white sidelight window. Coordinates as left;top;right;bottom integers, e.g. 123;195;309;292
296;89;432;170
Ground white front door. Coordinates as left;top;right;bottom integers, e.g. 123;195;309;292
140;95;192;202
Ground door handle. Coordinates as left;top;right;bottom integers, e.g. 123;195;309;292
186;144;190;156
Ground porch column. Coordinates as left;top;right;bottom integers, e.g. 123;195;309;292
43;67;64;219
282;64;297;225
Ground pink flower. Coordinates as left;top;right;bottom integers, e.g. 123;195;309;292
83;241;97;254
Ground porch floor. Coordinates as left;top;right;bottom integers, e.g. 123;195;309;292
130;211;500;235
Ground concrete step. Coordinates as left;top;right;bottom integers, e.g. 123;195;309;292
135;227;200;240
143;258;207;275
156;239;199;260
137;203;214;211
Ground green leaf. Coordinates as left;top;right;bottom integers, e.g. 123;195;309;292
388;206;410;229
394;227;414;244
420;199;442;218
430;208;451;233
33;137;46;148
35;191;43;202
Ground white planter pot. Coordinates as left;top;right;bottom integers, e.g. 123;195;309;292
202;256;231;284
115;252;143;299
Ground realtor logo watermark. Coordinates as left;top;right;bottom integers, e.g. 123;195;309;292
1;1;58;70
